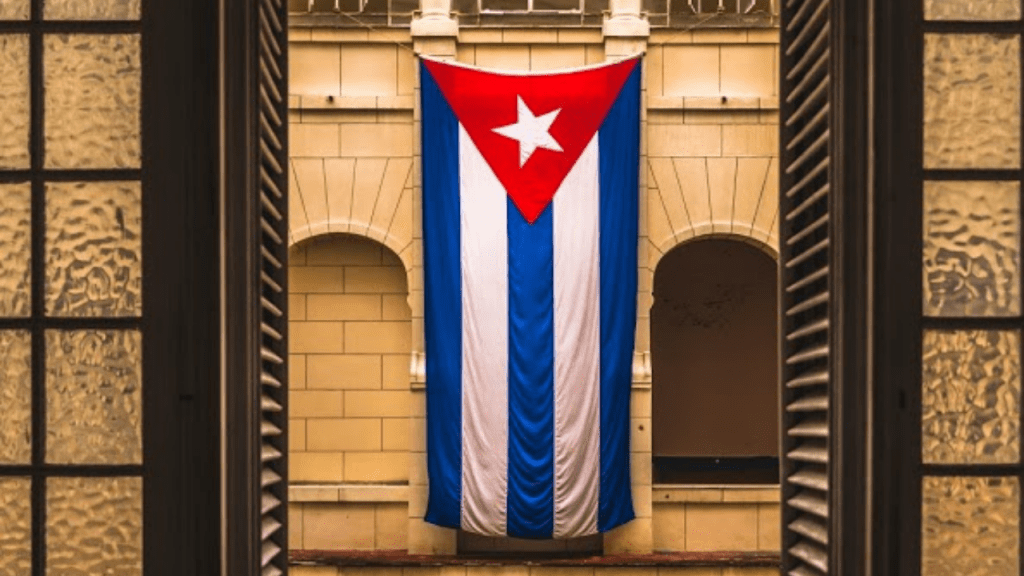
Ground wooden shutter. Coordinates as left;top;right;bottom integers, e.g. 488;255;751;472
257;0;290;574
779;0;832;574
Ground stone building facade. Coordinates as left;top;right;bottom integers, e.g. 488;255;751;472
284;1;780;569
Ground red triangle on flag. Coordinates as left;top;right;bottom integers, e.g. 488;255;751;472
423;57;640;224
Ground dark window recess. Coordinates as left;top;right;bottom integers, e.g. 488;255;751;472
457;531;603;557
533;0;582;11
654;457;781;485
651;239;779;484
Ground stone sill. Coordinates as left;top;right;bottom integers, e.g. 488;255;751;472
291;549;781;568
652;484;780;504
290;94;415;111
291;483;410;503
647;95;778;111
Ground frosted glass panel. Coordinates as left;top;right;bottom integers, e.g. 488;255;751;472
0;183;30;317
0;478;31;576
0;331;31;464
44;34;141;169
0;35;29;169
45;0;141;19
924;181;1020;317
0;1;28;19
46;182;142;317
923;476;1019;576
923;330;1021;464
924;34;1021;169
47;477;142;576
46;330;142;464
926;0;1021;20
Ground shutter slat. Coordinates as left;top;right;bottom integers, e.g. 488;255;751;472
790;516;829;545
262;516;283;539
261;322;283;341
785;183;829;221
785;103;829;152
786;28;829;81
785;0;819;31
785;0;829;55
261;111;283;151
789;492;829;519
262;469;282;488
261;541;282;566
786;238;829;269
261;372;282;388
261;296;283;318
786;130;828;174
785;157;828;199
789;418;828;438
787;213;828;246
261;443;282;463
786;292;828;316
785;78;827;127
786;370;828;388
260;86;283;127
790;542;829;573
261;394;283;412
261;271;283;293
262;218;284;245
260;138;284;174
787;318;828;341
261;245;283;269
787;394;829;412
786;51;829;104
261;166;284;199
262;419;282;437
789;470;829;491
788;444;829;464
786;265;828;293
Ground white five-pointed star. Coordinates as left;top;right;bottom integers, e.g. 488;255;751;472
492;96;564;167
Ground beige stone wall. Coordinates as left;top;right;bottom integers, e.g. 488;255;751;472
291;566;779;576
651;487;779;553
286;22;781;556
288;234;412;485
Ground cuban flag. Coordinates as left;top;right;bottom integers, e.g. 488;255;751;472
421;56;641;539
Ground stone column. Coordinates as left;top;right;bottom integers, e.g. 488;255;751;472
407;0;459;556
603;0;654;555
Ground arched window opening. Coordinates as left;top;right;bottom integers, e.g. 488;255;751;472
651;238;779;484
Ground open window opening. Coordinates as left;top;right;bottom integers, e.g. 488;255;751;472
651;238;780;485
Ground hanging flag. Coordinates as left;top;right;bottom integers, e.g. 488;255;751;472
421;56;641;539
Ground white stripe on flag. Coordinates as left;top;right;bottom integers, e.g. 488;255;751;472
552;135;602;538
458;124;509;536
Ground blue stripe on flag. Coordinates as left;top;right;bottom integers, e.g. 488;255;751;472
421;62;463;530
598;63;641;532
506;199;556;539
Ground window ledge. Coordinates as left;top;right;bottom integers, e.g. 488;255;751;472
647;95;779;111
289;94;415;111
290;483;410;503
290;550;781;568
652;484;780;503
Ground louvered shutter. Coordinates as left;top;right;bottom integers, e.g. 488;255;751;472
780;0;832;574
257;0;289;573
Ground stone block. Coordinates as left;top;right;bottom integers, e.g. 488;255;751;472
307;294;382;321
290;43;341;96
290;502;304;550
304;503;376;549
307;418;382;451
376;503;409;549
746;29;780;44
388;183;414;245
632;417;652;453
290;419;307;451
291;322;346;354
722;125;777;157
290;452;344;482
630;389;651;418
290;266;346;294
344;322;412;354
382;294;412;321
722;488;781;503
530;45;586;70
323;158;356;234
503;29;558;43
407;518;457;554
292;123;340;158
290;354;307;390
291;390;345;418
648;124;721;157
410;451;428;486
691;29;747;43
706;157;738;232
633;483;652;519
382;417;410;451
345;452;409;482
307;235;383;265
341;45;398;97
474;45;530;70
293;158;330;234
345;390;410;418
663;46;719;97
340;124;414;157
345;266;408;294
732;157;772;234
604;517;653;554
657;569;721;576
308;354;383;390
350;158;390;231
720;45;775;97
757;504;780;551
652;503;686;552
290;294;307;321
382;354;411;389
685;504;758;551
292;567;338;576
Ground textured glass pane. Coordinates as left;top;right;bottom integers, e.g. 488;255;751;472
0;478;31;576
926;0;1021;20
924;34;1021;169
923;330;1021;463
46;330;142;464
0;35;29;169
46;182;142;317
0;1;29;19
0;331;30;464
923;476;1019;576
47;477;142;576
0;183;30;317
45;0;141;19
924;181;1020;317
44;34;141;169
